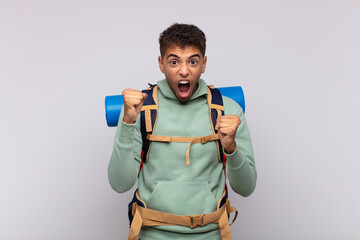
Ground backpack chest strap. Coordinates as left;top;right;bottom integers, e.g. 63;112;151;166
139;85;225;170
147;134;220;166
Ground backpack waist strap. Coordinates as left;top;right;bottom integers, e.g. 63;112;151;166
128;192;238;240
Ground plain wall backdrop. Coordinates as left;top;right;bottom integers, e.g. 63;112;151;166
1;0;359;239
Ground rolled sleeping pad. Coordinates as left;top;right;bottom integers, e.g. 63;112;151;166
105;86;245;127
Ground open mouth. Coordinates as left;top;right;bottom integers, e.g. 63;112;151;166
178;80;190;99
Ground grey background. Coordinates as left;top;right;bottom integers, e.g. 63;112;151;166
1;0;359;239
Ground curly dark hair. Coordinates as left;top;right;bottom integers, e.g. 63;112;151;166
159;23;206;57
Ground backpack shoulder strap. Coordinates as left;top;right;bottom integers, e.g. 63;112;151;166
139;85;158;175
207;86;225;162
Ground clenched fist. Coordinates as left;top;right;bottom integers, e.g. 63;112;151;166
122;89;148;124
216;115;241;154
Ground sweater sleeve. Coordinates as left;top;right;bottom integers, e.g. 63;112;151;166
107;108;142;193
223;97;257;197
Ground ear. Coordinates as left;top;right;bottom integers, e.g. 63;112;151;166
201;56;207;73
158;56;164;73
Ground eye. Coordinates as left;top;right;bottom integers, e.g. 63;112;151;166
169;60;178;66
190;60;198;66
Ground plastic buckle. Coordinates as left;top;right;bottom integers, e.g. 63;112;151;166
200;136;207;144
189;214;204;228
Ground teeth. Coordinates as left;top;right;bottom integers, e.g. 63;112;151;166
179;81;189;84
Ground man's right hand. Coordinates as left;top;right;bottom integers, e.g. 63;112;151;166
122;89;148;124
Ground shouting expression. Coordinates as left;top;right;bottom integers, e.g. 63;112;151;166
158;45;207;102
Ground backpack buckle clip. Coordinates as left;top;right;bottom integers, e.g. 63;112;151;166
189;214;204;228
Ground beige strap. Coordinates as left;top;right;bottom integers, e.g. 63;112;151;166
218;200;238;239
211;104;225;111
217;109;222;123
185;134;220;166
138;204;225;227
147;134;218;143
147;134;220;166
141;105;157;111
218;207;231;239
227;202;238;226
207;87;213;110
128;198;238;240
152;86;158;104
128;206;143;240
145;110;152;132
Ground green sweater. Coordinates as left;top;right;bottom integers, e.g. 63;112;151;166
108;79;256;239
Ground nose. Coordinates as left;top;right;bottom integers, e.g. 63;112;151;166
179;63;189;76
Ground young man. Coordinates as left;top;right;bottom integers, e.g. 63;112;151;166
108;23;256;240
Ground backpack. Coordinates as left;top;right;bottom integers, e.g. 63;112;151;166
127;85;238;239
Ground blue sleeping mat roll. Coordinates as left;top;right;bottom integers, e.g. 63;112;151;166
105;86;245;127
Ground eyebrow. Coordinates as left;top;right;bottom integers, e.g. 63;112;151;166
189;54;201;58
166;53;201;59
167;54;179;59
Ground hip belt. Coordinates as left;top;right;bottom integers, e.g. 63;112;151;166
127;190;238;240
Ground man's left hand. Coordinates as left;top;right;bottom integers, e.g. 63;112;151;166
216;115;241;154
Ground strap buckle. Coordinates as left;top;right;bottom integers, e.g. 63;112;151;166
189;214;204;228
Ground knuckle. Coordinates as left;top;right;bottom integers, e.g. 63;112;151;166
122;88;130;95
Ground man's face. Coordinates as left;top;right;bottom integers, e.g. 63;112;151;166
158;45;207;102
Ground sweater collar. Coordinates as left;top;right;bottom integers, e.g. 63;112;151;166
157;78;208;102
